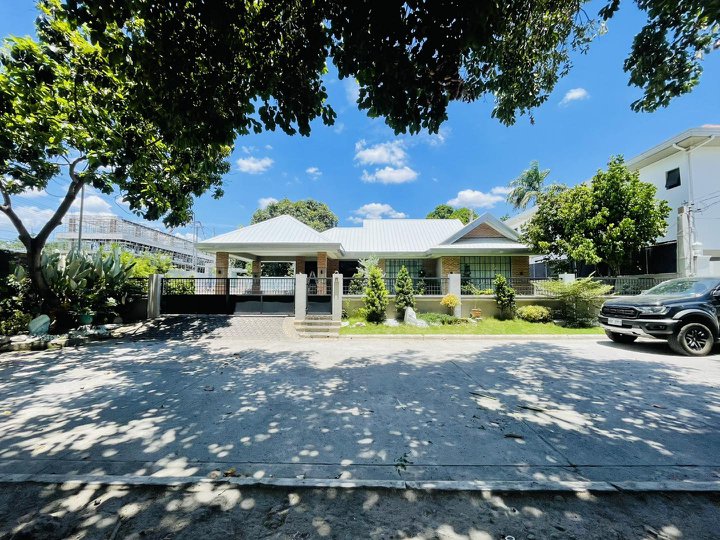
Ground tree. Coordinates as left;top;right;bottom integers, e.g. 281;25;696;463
119;251;172;278
493;274;516;320
394;265;415;319
523;156;671;275
364;265;388;323
251;198;338;232
62;1;718;141
0;2;229;301
427;204;478;224
507;161;551;210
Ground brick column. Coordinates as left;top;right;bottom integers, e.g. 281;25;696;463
215;252;229;294
317;252;327;294
440;256;460;278
295;256;305;274
511;256;531;294
252;258;261;293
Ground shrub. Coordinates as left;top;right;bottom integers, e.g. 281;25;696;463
0;310;32;336
414;267;427;295
440;293;460;314
165;279;196;295
348;272;366;295
516;305;552;323
493;274;516;319
394;265;415;318
363;265;388;323
534;277;613;327
461;283;493;295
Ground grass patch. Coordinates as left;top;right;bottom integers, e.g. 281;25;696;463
340;316;604;335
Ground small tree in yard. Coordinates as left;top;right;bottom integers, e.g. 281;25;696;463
394;265;415;319
494;274;516;320
364;265;388;323
534;277;612;328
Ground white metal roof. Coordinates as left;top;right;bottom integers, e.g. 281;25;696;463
323;219;464;254
627;125;720;170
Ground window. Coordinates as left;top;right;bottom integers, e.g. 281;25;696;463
665;168;681;190
384;259;423;278
460;256;511;288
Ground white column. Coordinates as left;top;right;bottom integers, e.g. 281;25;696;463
295;273;307;321
147;274;162;319
331;272;343;322
448;273;462;318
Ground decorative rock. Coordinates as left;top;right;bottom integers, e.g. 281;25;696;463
341;321;350;327
29;315;51;336
384;319;400;327
404;307;429;327
354;322;366;327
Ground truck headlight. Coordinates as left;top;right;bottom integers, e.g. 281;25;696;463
640;306;669;315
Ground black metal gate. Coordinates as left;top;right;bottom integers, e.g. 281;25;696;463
307;276;332;314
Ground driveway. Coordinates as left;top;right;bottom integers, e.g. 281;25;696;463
1;325;719;487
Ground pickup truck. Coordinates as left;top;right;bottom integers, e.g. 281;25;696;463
598;277;720;356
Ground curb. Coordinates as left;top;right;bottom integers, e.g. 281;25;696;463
1;473;719;493
340;334;604;341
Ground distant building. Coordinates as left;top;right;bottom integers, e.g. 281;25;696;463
56;214;213;274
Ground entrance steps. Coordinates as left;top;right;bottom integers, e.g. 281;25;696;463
294;315;340;338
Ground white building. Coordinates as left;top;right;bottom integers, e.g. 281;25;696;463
56;214;214;275
627;125;720;276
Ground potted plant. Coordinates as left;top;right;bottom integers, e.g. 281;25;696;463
440;293;460;316
73;306;95;326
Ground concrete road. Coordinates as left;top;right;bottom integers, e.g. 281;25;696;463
1;317;720;486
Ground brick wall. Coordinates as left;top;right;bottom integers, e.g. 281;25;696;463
215;252;229;277
252;259;261;277
377;259;385;272
317;252;328;276
441;256;460;277
463;223;505;239
295;256;305;274
327;257;339;275
511;256;530;277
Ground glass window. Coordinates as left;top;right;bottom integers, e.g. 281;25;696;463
460;256;511;287
665;168;681;189
384;259;423;278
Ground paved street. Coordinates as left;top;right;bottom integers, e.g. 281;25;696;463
1;317;720;486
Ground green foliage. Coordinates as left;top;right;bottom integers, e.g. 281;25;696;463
120;251;172;278
363;265;388;323
41;247;135;313
516;305;553;323
414;267;427;296
394;265;415;318
261;262;294;277
507;161;552;210
348;272;366;295
0;272;35;336
440;294;460;312
251;199;338;232
534;278;613;328
418;313;463;326
461;284;493;295
426;204;478;224
523;157;671;275
493;274;516;319
165;280;196;295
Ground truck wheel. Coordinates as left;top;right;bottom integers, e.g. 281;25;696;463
605;330;637;344
668;322;714;356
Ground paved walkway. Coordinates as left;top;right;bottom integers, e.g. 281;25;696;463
1;332;719;488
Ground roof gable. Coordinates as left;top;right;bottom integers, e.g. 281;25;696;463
200;215;335;245
440;213;520;245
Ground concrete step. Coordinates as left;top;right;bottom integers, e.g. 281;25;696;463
297;331;339;338
305;315;333;321
295;320;341;327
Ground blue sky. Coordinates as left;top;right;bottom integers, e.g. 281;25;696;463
1;1;719;242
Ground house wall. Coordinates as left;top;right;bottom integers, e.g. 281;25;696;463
635;145;720;255
462;223;505;239
440;256;460;277
511;256;530;277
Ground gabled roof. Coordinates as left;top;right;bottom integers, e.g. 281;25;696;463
198;215;343;254
439;213;520;245
323;219;463;255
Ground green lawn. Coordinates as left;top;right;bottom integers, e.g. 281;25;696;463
340;316;605;335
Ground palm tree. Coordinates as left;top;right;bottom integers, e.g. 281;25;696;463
506;161;551;210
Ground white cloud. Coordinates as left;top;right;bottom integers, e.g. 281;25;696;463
174;231;197;241
305;167;322;179
344;78;360;105
258;197;278;210
559;87;589;106
354;140;407;167
349;203;408;223
71;194;113;214
447;189;504;209
361;166;418;184
333;122;345;134
0;205;56;236
237;156;274;174
490;186;513;195
17;187;48;199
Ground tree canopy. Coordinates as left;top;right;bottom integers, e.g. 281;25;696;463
507;161;553;210
61;0;719;145
426;204;478;224
251;199;339;232
0;1;230;297
522;156;670;275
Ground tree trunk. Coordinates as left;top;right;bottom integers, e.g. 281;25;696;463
26;237;51;304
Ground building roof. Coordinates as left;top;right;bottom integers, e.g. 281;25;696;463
323;219;464;255
198;213;531;258
627;125;720;170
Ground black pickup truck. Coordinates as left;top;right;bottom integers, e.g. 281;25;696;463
598;277;720;356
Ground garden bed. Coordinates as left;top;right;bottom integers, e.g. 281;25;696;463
340;316;604;335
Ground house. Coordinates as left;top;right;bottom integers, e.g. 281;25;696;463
197;213;532;291
626;125;720;276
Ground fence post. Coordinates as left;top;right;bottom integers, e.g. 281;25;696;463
448;273;462;317
331;272;343;322
147;274;162;319
295;273;307;321
225;277;231;313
